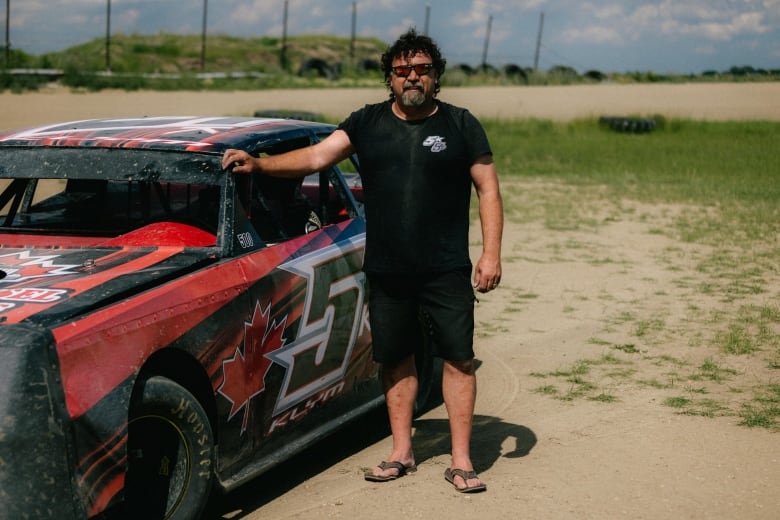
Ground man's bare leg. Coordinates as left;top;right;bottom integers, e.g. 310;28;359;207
368;354;418;479
443;359;484;490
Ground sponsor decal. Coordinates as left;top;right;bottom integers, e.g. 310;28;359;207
0;251;81;283
422;135;447;152
217;237;366;434
218;300;287;434
267;381;345;434
0;287;69;303
268;238;365;416
236;232;255;249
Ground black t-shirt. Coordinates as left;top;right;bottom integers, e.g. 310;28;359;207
338;99;492;274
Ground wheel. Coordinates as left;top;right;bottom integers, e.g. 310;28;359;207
124;376;214;520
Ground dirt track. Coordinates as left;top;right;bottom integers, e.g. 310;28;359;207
2;83;780;130
2;84;779;519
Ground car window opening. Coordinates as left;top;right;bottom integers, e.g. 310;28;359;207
247;139;357;244
0;177;220;245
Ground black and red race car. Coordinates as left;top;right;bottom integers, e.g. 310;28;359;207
0;117;439;519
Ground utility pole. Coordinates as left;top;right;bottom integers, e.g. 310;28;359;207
423;4;430;36
105;0;111;72
4;0;10;67
200;0;208;71
481;14;492;69
534;11;544;70
350;1;356;63
280;0;288;70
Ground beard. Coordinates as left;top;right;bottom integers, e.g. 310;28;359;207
398;88;426;108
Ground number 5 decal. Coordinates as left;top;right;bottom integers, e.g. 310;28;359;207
267;236;366;415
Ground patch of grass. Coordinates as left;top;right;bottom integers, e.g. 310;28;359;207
607;311;637;330
663;396;729;418
634;317;666;338
711;304;780;356
739;407;777;429
664;396;691;409
586;353;628;366
652;355;689;367
638;378;674;389
550;360;591;378
475;321;509;337
560;380;597;401
489;119;780;432
739;386;780;430
486;119;780;246
532;385;559;396
604;368;637;379
690;359;739;383
718;325;759;355
589;393;619;403
612;344;641;354
531;355;631;402
512;291;540;301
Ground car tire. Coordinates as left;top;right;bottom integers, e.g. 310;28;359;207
124;376;215;520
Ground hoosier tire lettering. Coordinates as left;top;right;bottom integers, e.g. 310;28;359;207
124;376;215;520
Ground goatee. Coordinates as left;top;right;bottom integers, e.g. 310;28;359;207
399;89;426;108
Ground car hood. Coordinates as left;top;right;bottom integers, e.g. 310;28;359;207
0;244;214;327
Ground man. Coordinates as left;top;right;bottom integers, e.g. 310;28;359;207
222;28;503;493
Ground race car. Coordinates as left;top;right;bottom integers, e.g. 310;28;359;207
0;116;439;519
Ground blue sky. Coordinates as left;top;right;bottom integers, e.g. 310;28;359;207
5;0;779;73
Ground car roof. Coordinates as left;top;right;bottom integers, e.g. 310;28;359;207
0;116;336;154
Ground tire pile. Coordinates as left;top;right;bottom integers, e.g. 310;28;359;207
599;116;657;133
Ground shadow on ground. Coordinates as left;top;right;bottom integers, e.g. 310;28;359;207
203;406;391;519
205;412;536;518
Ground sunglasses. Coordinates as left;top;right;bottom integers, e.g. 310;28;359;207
391;63;435;77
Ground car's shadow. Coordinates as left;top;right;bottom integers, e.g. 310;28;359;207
203;405;391;519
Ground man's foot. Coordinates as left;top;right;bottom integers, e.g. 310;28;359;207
444;468;487;493
364;461;417;482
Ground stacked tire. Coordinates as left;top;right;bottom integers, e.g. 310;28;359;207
599;116;657;133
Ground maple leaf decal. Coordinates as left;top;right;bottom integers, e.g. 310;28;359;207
218;300;288;433
0;251;80;284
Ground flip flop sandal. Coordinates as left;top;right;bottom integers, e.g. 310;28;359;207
364;461;417;482
444;468;487;493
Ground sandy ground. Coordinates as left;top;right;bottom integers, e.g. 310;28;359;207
2;84;779;519
1;82;780;129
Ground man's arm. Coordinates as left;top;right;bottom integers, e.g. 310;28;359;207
221;129;355;177
470;154;503;293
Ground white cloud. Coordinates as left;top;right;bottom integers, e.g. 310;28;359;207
661;11;770;40
3;0;777;72
592;5;625;20
229;1;280;26
561;26;622;45
555;0;774;46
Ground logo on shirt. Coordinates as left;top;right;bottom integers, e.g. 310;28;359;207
422;135;447;153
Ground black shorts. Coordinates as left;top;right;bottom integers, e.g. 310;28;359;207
367;268;476;364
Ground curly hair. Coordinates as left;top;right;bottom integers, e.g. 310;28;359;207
381;28;447;98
